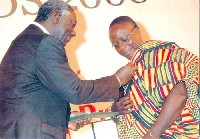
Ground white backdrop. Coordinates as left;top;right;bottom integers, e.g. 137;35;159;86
0;0;199;138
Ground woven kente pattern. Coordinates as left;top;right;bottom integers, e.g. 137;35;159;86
118;40;199;139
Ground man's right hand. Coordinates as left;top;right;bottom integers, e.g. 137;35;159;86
115;62;138;86
111;96;134;115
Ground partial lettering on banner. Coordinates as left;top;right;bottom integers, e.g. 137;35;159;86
0;0;147;18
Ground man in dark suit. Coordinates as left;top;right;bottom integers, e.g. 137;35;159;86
0;0;137;138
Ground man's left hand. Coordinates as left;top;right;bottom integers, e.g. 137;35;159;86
68;111;91;131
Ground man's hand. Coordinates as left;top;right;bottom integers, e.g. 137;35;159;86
111;96;134;115
115;62;138;86
68;111;91;131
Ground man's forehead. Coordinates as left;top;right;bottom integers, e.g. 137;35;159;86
110;23;127;33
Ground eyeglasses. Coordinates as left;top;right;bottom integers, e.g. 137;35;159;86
112;25;138;49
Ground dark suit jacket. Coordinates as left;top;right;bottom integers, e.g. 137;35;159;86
0;24;119;139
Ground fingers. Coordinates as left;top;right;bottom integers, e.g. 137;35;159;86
119;96;130;101
126;62;138;69
123;103;133;110
119;96;133;107
83;118;91;125
115;62;138;86
76;120;84;128
68;119;87;131
69;111;91;131
117;100;132;110
68;122;79;131
115;96;134;115
118;101;133;112
121;107;134;115
126;62;138;74
75;118;91;129
126;62;133;66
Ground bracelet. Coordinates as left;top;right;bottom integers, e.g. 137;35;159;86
114;75;121;87
149;130;155;139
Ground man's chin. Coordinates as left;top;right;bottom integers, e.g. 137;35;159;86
64;38;72;45
63;40;70;46
61;39;71;46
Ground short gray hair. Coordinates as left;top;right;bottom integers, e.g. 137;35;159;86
35;0;73;22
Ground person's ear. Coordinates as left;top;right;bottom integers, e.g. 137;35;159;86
51;10;60;24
